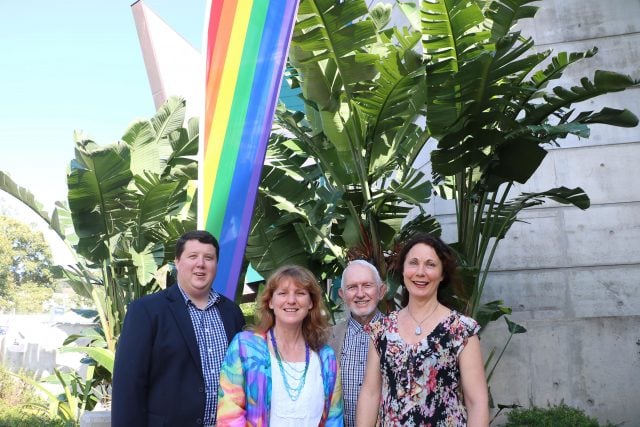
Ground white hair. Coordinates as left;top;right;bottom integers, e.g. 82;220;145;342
340;259;382;290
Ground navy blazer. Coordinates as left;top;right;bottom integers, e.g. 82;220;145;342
111;284;245;427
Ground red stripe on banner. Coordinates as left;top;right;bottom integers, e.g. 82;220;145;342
204;0;238;152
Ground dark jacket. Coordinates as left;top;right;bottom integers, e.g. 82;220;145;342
111;284;245;427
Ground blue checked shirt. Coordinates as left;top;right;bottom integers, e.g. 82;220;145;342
179;287;227;427
340;311;383;427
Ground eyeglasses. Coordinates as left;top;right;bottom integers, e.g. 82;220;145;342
344;282;377;294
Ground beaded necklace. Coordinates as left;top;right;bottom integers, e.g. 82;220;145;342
269;328;310;401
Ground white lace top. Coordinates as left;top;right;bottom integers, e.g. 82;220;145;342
269;350;324;426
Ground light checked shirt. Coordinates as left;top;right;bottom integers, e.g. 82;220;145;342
340;311;383;427
179;286;227;427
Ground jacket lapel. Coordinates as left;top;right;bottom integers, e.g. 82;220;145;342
332;319;348;356
166;285;202;371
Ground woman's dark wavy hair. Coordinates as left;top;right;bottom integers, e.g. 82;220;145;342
254;265;329;352
394;233;463;308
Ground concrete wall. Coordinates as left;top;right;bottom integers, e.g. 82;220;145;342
420;0;640;424
0;314;90;378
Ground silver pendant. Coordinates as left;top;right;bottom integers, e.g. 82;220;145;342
415;326;422;335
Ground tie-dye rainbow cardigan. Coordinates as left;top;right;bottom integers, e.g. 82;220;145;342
217;330;344;426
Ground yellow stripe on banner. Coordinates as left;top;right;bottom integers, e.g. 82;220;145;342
203;0;254;215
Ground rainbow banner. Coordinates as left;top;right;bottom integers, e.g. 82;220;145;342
200;0;299;298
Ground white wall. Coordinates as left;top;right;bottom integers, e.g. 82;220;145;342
424;0;640;424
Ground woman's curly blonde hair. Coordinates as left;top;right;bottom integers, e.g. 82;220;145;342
254;265;329;352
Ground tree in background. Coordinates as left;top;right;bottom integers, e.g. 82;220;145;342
0;215;56;313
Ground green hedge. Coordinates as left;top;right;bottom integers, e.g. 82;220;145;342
505;403;616;427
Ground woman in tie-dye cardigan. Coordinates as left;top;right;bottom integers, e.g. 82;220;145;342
217;265;343;426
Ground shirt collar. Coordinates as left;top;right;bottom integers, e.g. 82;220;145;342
177;285;220;308
347;310;382;331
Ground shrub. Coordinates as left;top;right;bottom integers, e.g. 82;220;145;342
0;366;64;427
505;403;616;427
0;402;64;427
240;302;257;325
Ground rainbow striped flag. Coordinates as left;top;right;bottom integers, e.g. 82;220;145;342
200;0;299;298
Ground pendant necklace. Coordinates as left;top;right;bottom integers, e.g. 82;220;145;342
406;302;439;335
269;328;310;401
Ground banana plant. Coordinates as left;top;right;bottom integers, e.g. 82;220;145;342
1;96;200;414
414;0;638;323
246;0;441;291
66;96;198;335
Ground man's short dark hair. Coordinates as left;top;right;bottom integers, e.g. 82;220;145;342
175;230;220;259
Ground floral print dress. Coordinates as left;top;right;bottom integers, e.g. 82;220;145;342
366;310;480;427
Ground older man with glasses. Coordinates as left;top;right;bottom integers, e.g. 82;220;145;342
328;259;387;427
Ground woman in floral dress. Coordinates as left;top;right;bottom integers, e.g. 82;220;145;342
356;234;489;427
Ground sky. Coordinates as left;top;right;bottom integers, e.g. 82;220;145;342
0;0;206;211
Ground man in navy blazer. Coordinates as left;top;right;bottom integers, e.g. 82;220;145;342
112;230;245;426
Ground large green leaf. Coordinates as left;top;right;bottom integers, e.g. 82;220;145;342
130;242;164;286
67;140;135;262
151;96;187;140
422;0;488;137
573;107;639;128
529;48;597;89
355;51;425;150
166;116;199;179
0;170;49;224
121;96;186;176
525;71;638;125
486;0;540;42
60;346;115;375
132;172;189;244
67;141;132;262
0;170;71;244
294;0;377;96
50;201;79;246
246;197;314;278
483;139;548;189
397;1;421;32
484;186;590;240
373;169;433;208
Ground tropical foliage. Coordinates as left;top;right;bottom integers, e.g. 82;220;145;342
248;0;638;323
246;0;441;305
419;0;638;323
64;96;198;336
0;96;198;412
